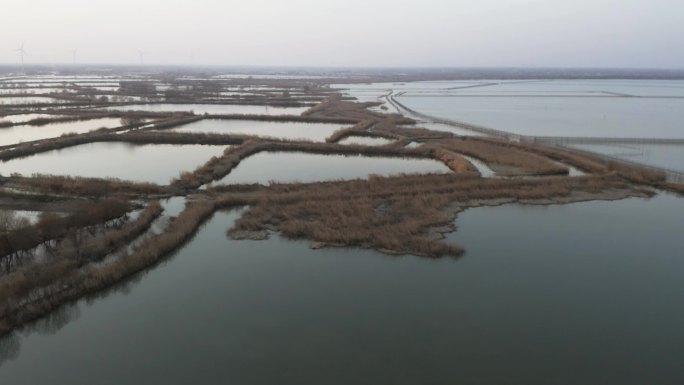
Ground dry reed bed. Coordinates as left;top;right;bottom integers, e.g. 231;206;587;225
0;201;167;335
7;174;164;197
664;182;684;195
305;94;415;124
426;138;569;176
434;149;480;174
325;120;418;144
215;173;639;209
505;140;668;185
219;173;645;259
120;131;243;146
1;198;131;264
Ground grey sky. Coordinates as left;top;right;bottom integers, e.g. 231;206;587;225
1;0;682;68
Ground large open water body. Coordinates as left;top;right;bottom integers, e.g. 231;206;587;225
337;80;684;172
1;194;683;384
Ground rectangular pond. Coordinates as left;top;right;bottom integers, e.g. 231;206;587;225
0;118;123;146
218;152;451;185
2;194;684;384
0;142;227;184
105;104;310;116
169;119;347;142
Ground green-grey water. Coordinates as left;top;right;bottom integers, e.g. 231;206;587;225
2;194;684;384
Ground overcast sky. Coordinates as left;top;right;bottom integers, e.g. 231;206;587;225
1;0;682;68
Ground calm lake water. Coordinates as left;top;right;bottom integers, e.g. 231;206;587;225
567;143;684;173
337;80;684;139
217;152;450;185
170;119;346;142
398;96;684;138
105;104;310;116
438;79;684;97
2;194;683;384
0;142;227;184
0;118;123;146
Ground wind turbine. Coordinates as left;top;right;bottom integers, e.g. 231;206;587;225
137;50;145;66
72;49;77;65
14;42;28;69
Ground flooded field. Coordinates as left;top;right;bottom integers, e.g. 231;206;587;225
105;104;310;116
169;119;346;142
0;142;227;184
218;152;450;184
2;194;683;384
0;118;123;146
